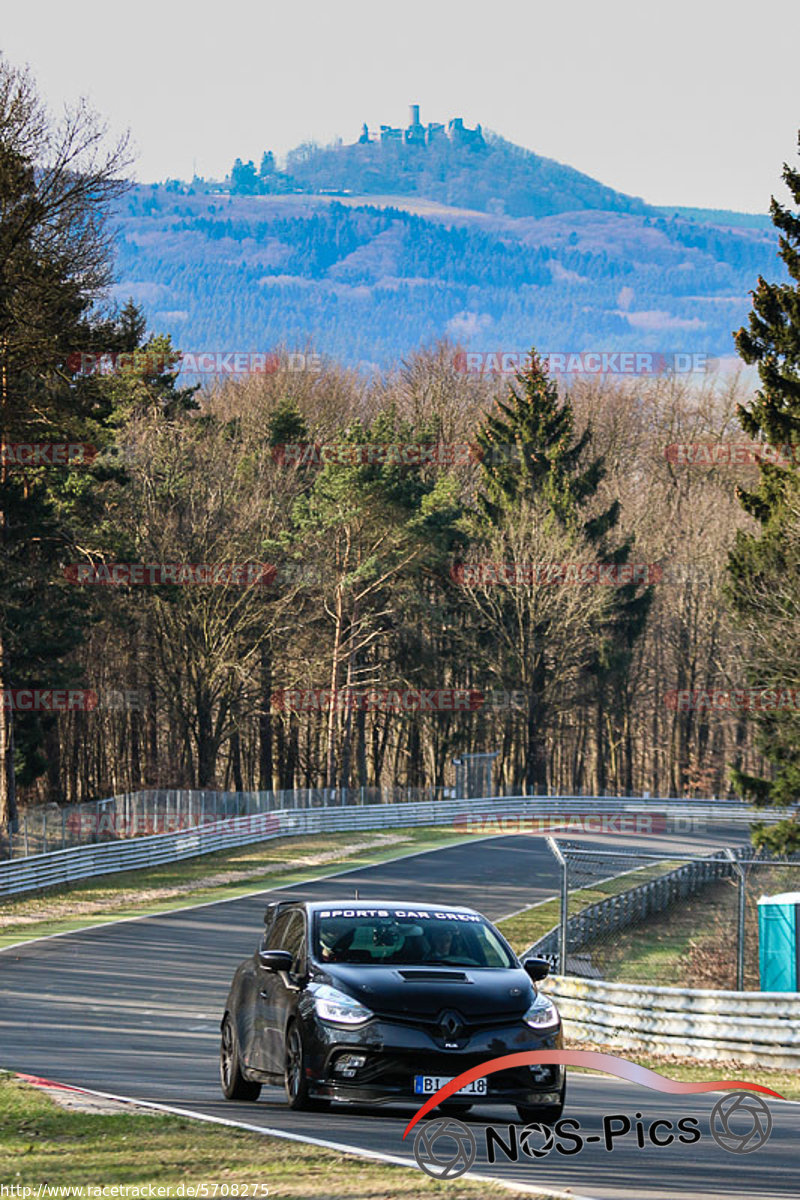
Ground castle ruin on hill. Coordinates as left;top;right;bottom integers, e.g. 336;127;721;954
358;104;485;148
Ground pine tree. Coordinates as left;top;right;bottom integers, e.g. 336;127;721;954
471;350;651;793
230;158;259;195
727;132;800;853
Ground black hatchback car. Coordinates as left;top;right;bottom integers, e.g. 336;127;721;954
220;899;565;1122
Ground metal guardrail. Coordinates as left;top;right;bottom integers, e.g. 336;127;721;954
541;975;800;1069
5;786;452;859
0;793;774;899
5;786;776;860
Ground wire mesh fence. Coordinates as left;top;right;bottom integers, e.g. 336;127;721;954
5;782;753;861
530;839;800;991
5;786;454;859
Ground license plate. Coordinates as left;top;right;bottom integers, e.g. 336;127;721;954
413;1075;487;1096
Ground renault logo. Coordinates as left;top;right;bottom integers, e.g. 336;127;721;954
439;1010;464;1040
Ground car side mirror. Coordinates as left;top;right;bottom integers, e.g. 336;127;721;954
259;949;294;972
523;957;550;982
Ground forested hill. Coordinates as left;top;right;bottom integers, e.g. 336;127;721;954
111;182;783;369
276;132;652;219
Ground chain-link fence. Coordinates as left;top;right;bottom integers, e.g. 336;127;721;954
6;785;456;859
7;782;755;861
453;751;499;798
530;838;800;991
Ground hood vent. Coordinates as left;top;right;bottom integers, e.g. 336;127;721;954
397;969;471;983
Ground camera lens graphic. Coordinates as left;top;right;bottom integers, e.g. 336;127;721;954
519;1121;556;1158
413;1116;477;1179
709;1091;773;1154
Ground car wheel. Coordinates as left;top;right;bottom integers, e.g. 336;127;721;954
220;1014;261;1101
516;1081;565;1126
284;1021;329;1111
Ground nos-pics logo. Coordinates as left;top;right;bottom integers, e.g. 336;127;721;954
412;1093;773;1180
406;1051;782;1180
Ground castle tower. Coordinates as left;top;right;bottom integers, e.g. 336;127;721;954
410;104;421;127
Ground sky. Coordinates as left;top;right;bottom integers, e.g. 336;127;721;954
1;0;798;212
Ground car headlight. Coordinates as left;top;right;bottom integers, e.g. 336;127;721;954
523;995;560;1030
313;984;373;1026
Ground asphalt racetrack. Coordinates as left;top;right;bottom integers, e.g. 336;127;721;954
0;826;795;1199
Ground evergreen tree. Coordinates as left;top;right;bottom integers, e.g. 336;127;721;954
471;350;651;793
290;412;463;789
727;132;800;853
230;158;260;195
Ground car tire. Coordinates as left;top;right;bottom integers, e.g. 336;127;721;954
220;1014;262;1101
516;1080;566;1126
284;1021;329;1111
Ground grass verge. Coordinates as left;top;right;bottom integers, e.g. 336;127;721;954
495;860;682;956
591;863;800;989
0;825;467;949
590;879;739;985
0;1074;544;1199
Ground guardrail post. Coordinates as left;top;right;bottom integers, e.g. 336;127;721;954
724;848;747;990
546;836;569;974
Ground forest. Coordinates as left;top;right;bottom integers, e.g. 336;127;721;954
1;58;798;857
112;185;784;368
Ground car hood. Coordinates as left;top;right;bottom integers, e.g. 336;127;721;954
317;963;534;1020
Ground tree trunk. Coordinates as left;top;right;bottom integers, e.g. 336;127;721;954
325;586;344;789
355;704;367;788
259;645;273;791
286;711;299;790
595;685;607;796
0;635;17;851
44;717;63;804
196;691;216;787
146;678;158;783
525;657;548;795
230;728;244;792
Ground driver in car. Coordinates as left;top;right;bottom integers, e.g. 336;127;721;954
319;924;351;961
424;926;456;961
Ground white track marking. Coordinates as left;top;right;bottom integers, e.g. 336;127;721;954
0;831;515;953
16;1073;601;1200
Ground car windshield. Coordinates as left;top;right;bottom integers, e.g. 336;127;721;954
313;907;516;968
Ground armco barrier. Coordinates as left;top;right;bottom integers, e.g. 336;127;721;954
7;787;771;860
8;786;453;859
540;975;800;1069
0;794;772;900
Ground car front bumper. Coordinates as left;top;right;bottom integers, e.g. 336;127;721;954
302;1014;565;1108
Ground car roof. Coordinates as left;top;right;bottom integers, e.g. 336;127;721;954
265;899;482;916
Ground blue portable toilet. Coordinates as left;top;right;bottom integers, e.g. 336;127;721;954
758;892;800;991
